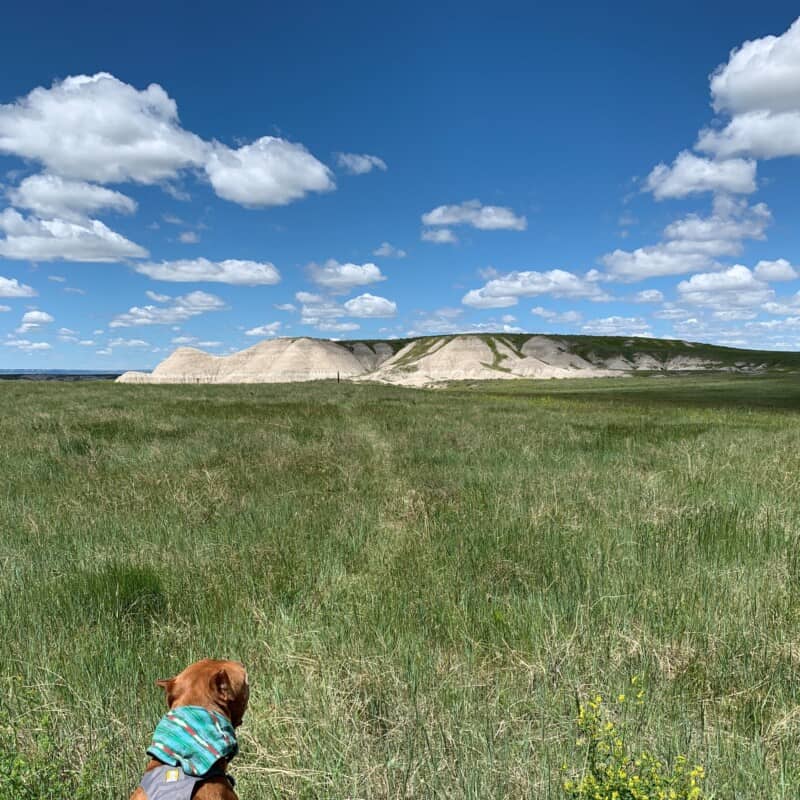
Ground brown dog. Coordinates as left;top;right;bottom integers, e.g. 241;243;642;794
131;659;250;800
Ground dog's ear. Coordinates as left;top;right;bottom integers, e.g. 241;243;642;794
211;669;233;704
155;677;176;708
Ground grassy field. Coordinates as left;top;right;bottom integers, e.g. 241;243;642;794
1;375;800;798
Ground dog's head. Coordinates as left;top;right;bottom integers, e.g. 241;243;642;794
156;658;250;728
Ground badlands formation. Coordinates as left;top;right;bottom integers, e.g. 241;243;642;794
116;333;764;387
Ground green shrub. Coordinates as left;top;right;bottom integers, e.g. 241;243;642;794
0;679;104;800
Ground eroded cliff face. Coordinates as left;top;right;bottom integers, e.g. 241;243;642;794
117;334;764;386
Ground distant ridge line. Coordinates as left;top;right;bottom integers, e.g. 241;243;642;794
116;333;799;387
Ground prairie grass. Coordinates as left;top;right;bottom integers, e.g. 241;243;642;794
1;375;799;798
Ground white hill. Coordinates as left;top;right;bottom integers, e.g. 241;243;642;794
363;336;614;386
118;337;381;384
117;333;770;386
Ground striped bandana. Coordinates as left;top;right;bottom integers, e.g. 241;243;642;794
147;706;238;777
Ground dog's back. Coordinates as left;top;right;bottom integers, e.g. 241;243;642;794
131;765;237;800
136;765;206;799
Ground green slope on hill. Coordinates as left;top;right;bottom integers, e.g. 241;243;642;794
339;333;800;371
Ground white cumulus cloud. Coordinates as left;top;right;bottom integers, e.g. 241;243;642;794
754;258;798;281
0;275;37;297
135;258;280;285
581;316;652;336
335;153;387;174
342;293;397;318
296;290;395;327
634;289;664;303
145;290;171;302
713;309;759;321
245;321;282;337
205;138;334;207
0;208;147;262
531;306;583;323
296;291;323;304
8;173;137;219
108;337;150;348
298;295;344;325
602;248;712;282
697;18;800;158
0;73;206;183
110;290;226;327
662;198;770;247
709;18;800;116
406;308;464;336
308;259;385;292
3;338;52;351
372;241;406;258
0;73;335;209
677;264;774;309
645;151;756;199
421;227;458;244
422;199;527;231
698;111;800;159
16;309;54;333
602;198;770;281
462;269;610;308
653;304;692;321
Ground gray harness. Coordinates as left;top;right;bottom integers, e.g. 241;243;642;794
138;765;235;799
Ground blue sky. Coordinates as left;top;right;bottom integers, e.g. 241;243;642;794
2;1;800;368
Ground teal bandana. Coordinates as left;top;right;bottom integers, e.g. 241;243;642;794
147;706;238;777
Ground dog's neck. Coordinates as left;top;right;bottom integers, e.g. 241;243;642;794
169;691;243;729
171;693;234;722
143;757;229;774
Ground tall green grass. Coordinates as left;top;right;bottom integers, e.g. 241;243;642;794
1;376;799;798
